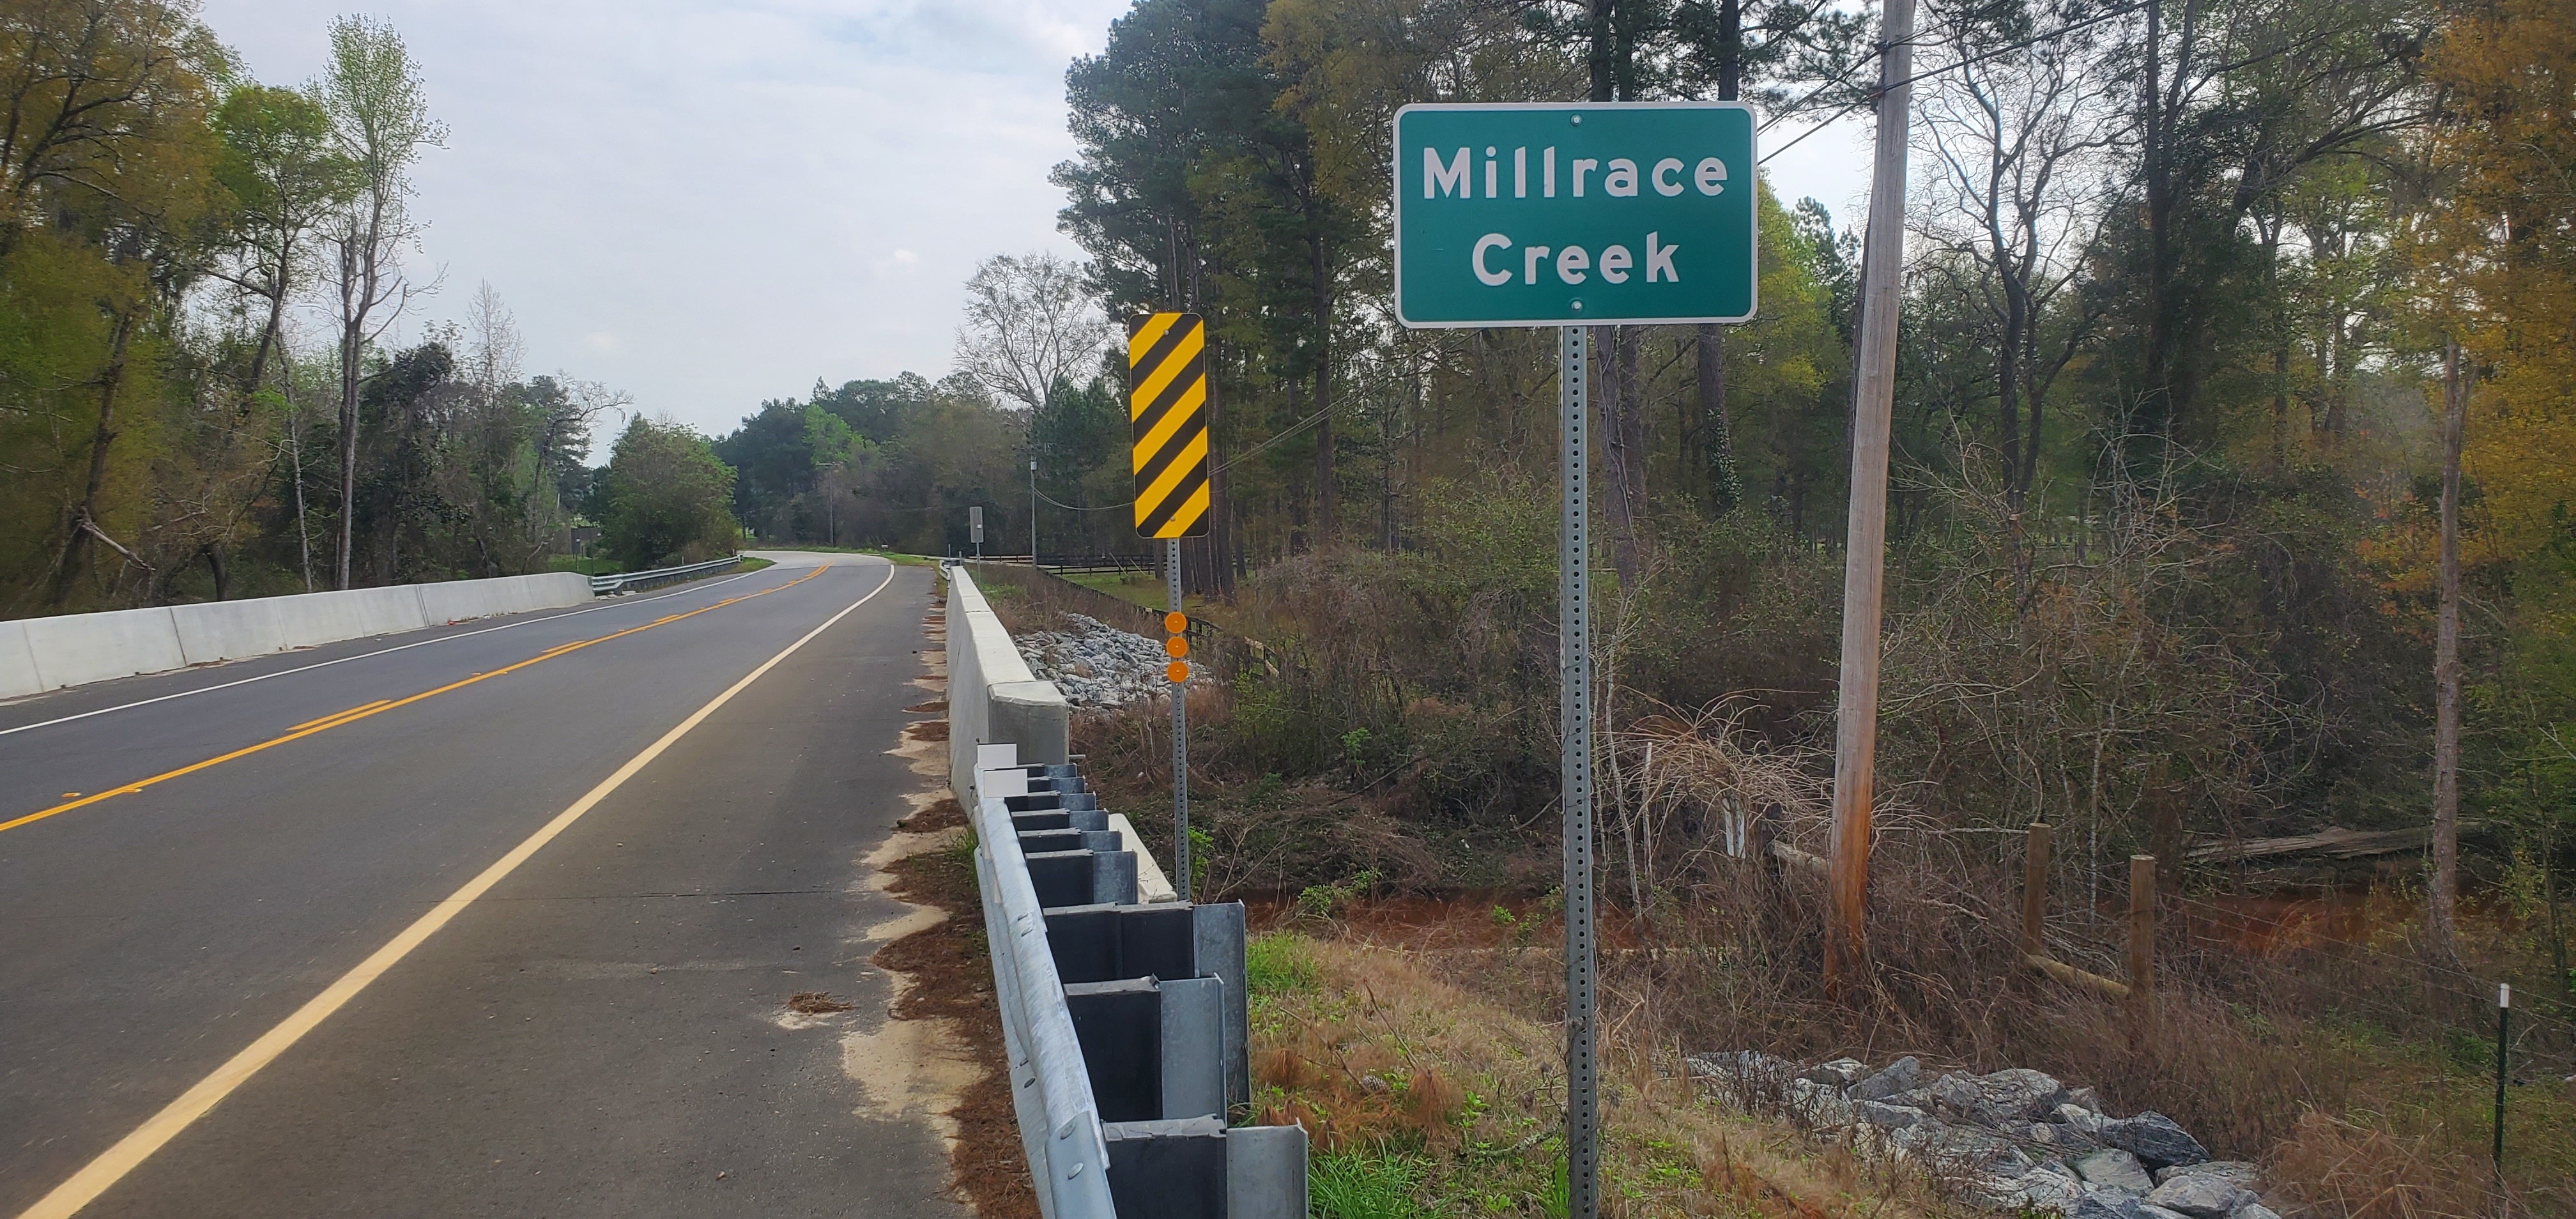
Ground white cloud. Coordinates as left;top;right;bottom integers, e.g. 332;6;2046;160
199;0;1128;441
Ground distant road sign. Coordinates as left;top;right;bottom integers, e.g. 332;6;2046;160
1393;102;1758;328
969;505;983;544
1128;312;1211;539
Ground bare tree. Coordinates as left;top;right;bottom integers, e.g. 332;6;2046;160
1913;1;2126;542
953;252;1110;412
463;280;525;401
314;15;445;590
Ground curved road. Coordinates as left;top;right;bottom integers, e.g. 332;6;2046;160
0;553;960;1218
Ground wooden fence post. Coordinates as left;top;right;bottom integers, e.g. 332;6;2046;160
2022;823;2052;960
2129;854;2157;1057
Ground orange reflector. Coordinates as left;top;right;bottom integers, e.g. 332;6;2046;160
1166;661;1190;684
1164;611;1188;634
1165;636;1190;659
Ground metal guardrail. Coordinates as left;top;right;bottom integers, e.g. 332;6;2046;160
947;565;1304;1217
969;746;1303;1219
971;763;1121;1219
586;554;742;595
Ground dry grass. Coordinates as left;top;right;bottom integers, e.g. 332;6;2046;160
1250;923;1968;1218
1595;851;2576;1211
2270;1113;2499;1219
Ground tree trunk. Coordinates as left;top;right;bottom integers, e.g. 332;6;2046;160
1699;332;1736;513
1312;234;1335;548
247;228;298;397
336;197;387;591
47;309;139;608
1702;0;1740;514
338;296;361;590
289;385;314;593
2430;338;2465;961
1588;0;1614;102
1598;327;1645;585
2137;0;2173;456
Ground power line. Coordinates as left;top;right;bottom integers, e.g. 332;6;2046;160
1215;401;1334;474
1036;487;1133;513
1758;0;2149;167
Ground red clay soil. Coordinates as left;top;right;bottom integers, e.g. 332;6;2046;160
875;809;1039;1219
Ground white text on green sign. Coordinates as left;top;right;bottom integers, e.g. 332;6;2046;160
1392;102;1758;328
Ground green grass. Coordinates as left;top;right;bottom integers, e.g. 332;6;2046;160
1246;931;1319;996
739;556;776;572
546;554;621;576
1309;1149;1431;1219
1059;568;1220;615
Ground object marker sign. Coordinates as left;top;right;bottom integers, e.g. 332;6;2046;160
1128;312;1211;539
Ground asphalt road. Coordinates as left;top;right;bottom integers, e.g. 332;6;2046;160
0;553;963;1218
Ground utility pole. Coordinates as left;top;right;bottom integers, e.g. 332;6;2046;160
1030;459;1041;566
1827;0;1917;994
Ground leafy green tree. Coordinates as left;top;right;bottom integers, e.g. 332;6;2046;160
314;13;445;590
598;418;739;569
211;84;357;394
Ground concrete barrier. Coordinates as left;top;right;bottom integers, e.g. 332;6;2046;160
272;586;430;642
471;572;586;617
22;607;185;691
0;620;43;700
2;571;595;700
414;580;495;625
172;598;289;667
946;565;1070;805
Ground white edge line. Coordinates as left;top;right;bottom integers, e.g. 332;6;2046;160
0;566;816;739
13;562;899;1219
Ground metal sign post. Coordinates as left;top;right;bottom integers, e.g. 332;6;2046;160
2494;982;2510;1170
1128;311;1211;898
1389;102;1757;1219
1556;324;1597;1219
1167;540;1190;896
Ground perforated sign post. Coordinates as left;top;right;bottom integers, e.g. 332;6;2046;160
1393;101;1757;1219
1130;311;1211;896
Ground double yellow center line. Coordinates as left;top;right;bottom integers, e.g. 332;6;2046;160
0;564;832;838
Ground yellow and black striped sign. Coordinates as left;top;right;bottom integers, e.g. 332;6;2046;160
1128;312;1211;539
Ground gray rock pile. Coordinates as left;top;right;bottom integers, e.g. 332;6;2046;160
1686;1052;2276;1219
1016;614;1190;709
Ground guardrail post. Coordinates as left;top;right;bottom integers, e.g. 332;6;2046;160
2128;853;2156;1057
2021;822;2051;960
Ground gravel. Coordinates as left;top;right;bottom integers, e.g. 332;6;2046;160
1015;613;1193;709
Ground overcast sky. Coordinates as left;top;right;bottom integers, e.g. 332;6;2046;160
201;1;1874;453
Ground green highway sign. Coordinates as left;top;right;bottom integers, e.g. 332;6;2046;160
1392;102;1758;328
